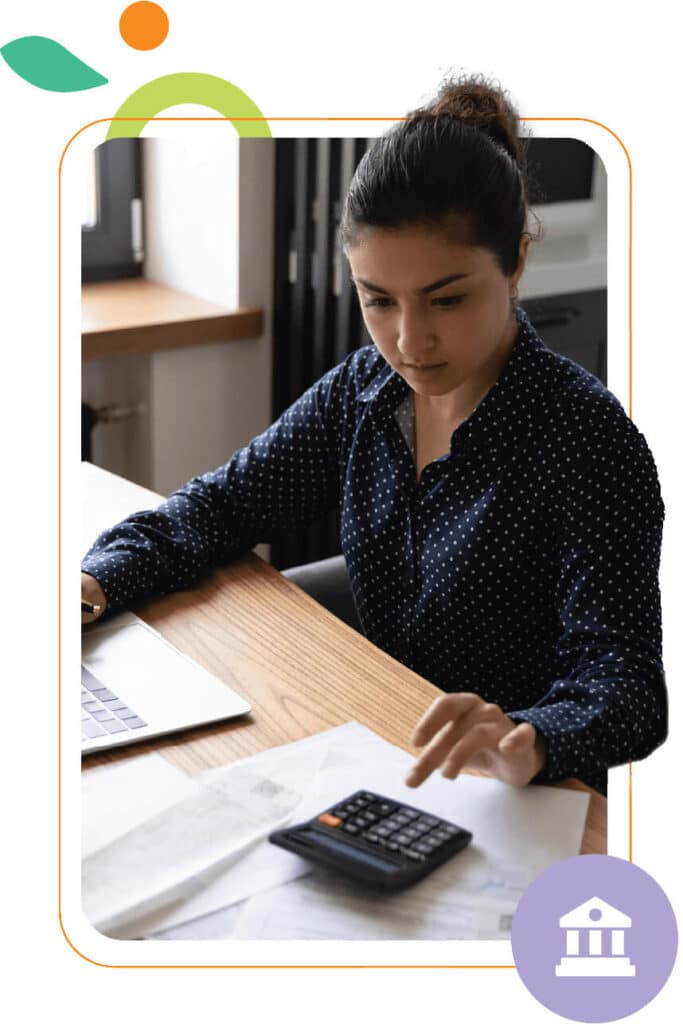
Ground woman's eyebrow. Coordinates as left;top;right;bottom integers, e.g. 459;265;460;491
352;272;471;295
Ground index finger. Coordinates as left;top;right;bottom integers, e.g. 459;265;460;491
412;693;481;747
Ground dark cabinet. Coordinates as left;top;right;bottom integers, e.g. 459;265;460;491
523;288;607;385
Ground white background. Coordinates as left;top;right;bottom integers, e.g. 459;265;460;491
2;0;681;1020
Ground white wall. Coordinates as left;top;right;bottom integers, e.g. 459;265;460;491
143;136;274;495
82;136;275;529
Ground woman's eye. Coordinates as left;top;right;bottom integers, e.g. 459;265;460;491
362;295;464;310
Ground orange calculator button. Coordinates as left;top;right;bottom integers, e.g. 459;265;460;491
319;813;342;827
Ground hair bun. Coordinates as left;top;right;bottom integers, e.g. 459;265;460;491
411;73;524;170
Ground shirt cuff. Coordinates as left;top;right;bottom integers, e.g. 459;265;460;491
505;708;605;794
81;552;131;615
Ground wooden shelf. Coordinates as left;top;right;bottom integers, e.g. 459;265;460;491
82;279;263;361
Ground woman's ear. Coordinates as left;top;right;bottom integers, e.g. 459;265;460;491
510;233;530;295
517;233;531;277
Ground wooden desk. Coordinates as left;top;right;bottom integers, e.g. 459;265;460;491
82;463;606;855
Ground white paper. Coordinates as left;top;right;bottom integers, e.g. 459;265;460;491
82;766;302;938
82;752;198;858
81;728;367;941
148;725;391;936
81;722;589;941
230;871;516;941
224;724;590;940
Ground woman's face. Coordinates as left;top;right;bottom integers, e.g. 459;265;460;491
347;224;529;399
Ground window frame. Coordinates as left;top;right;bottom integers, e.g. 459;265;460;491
81;139;143;283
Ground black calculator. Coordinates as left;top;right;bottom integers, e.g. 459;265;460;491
269;790;472;891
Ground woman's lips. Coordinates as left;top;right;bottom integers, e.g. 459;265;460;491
403;362;447;374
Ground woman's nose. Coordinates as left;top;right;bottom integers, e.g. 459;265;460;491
396;309;435;361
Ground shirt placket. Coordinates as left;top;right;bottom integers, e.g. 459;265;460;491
403;460;447;667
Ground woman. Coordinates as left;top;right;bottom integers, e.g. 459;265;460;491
82;74;667;796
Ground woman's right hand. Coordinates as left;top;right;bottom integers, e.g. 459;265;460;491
82;572;107;624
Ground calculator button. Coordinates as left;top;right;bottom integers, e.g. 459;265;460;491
424;836;445;849
402;827;421;841
441;824;462;836
394;834;412;846
343;823;360;834
353;797;369;807
381;820;401;834
386;813;410;826
372;825;392;837
319;813;342;827
359;792;377;802
400;809;419;820
362;811;378;824
386;841;400;852
405;849;426;862
365;833;380;844
412;822;432;834
351;816;369;828
368;802;394;817
412;841;434;855
417;814;439;827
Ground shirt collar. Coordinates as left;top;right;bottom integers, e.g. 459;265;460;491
357;306;557;453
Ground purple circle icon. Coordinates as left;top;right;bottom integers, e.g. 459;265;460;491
511;855;677;1022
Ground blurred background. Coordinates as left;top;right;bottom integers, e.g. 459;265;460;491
81;135;606;570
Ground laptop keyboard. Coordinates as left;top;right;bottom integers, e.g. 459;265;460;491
81;665;147;741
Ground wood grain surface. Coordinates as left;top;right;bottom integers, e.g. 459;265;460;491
82;279;262;361
83;546;607;856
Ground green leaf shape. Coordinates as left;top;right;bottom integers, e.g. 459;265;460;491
0;36;107;92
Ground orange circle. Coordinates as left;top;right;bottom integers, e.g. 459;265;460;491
119;2;169;51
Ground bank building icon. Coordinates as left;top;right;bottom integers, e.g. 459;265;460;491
555;896;636;976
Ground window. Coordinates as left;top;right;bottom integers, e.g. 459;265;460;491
81;139;143;282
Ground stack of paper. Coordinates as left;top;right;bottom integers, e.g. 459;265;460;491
81;722;590;940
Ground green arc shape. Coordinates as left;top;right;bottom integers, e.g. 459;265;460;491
106;73;271;139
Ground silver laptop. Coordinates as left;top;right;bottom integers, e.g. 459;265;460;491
81;613;251;754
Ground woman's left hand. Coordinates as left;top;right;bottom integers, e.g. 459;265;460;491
405;693;546;788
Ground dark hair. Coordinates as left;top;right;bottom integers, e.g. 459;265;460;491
339;72;539;277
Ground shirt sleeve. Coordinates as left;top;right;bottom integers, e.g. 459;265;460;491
507;415;667;788
81;362;349;614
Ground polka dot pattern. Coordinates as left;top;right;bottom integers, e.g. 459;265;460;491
82;307;667;793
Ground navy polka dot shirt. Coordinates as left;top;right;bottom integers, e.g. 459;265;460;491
83;307;667;793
